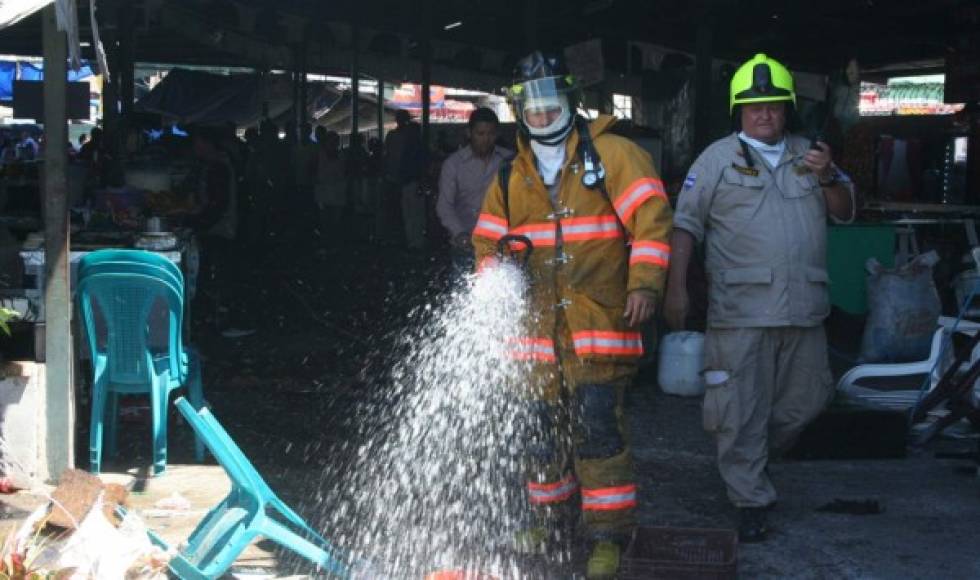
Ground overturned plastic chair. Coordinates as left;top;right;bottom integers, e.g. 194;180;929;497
76;264;204;475
154;397;349;579
837;317;980;411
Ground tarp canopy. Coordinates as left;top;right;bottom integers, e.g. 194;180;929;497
0;60;93;101
0;0;53;30
136;68;331;128
313;91;400;135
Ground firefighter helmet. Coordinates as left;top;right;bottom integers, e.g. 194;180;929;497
508;51;581;145
729;53;796;113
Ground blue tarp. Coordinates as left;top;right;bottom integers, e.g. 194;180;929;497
19;62;94;81
0;61;95;101
0;61;15;101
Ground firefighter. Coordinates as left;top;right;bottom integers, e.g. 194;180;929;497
665;53;855;542
472;51;673;578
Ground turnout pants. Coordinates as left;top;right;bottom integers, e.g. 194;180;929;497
524;321;638;539
702;326;835;507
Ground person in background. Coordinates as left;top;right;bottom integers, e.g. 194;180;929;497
664;53;855;543
366;136;385;242
313;126;347;247
186;127;237;240
384;110;427;251
17;130;39;160
436;107;512;274
294;122;319;239
831;58;862;135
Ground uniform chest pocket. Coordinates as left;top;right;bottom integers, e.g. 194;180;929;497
721;166;766;189
714;167;767;220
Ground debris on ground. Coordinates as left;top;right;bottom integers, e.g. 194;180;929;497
1;469;169;579
48;469;128;529
815;499;885;515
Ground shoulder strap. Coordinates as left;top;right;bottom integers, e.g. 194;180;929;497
497;159;513;221
574;116;611;201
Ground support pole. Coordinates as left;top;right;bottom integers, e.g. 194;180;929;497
693;19;714;152
101;19;120;184
42;4;74;482
523;0;539;52
420;0;432;150
118;3;135;120
351;20;360;144
291;53;300;141
377;78;385;141
299;38;308;134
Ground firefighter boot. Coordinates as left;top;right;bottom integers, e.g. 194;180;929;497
585;540;621;579
511;526;549;555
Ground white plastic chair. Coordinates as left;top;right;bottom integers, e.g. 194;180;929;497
837;317;980;411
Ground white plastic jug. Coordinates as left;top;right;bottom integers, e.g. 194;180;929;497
657;331;706;397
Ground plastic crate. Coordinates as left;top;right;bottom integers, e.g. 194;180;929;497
620;526;737;579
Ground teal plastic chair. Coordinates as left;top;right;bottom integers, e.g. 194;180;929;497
79;249;183;287
76;268;204;475
162;397;349;579
78;249;188;379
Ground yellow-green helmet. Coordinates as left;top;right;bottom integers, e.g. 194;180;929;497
729;53;795;113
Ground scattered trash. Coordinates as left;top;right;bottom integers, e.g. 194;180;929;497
0;476;19;494
153;492;192;512
120;400;151;423
44;500;170;579
3;473;169;579
48;469;128;529
816;499;884;515
221;328;257;338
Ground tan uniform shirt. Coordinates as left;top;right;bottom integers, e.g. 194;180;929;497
673;132;854;329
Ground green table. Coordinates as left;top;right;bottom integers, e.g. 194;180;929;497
827;224;896;314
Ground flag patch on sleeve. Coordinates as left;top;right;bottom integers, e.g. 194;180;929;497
683;173;697;190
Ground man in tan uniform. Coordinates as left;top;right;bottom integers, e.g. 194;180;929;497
664;54;854;542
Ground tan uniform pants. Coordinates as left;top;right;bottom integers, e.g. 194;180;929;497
703;326;834;507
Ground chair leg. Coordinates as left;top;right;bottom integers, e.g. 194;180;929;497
187;366;207;462
151;382;170;476
269;497;330;546
89;382;108;474
184;506;253;578
105;392;120;459
185;494;233;555
258;516;349;577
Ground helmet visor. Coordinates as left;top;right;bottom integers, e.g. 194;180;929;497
509;76;577;129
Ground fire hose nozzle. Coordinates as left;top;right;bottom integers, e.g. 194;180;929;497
496;234;534;269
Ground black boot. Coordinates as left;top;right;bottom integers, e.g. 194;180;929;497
738;507;769;543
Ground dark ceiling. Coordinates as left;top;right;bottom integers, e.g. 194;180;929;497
0;0;977;79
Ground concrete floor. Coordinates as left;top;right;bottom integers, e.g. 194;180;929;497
629;382;980;580
4;247;979;578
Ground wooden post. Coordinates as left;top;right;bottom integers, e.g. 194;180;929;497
42;4;74;482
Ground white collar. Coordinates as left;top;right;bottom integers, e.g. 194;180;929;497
738;132;786;167
530;140;566;186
